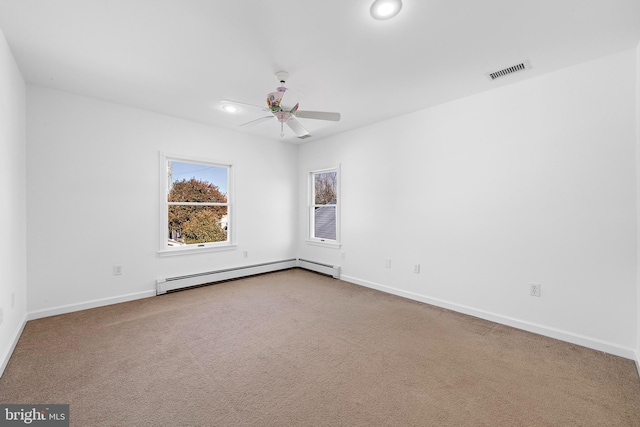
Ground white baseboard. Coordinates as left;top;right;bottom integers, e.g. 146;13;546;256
0;314;27;378
635;352;640;379
27;290;156;321
341;274;637;361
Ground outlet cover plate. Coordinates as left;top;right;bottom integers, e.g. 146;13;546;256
530;283;541;297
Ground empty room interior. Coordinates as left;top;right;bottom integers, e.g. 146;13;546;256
1;0;640;425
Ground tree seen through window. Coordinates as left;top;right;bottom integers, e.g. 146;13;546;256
167;161;229;246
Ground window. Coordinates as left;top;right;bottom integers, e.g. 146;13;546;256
159;153;233;253
309;167;339;245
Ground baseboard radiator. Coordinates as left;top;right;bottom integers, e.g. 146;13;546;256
156;258;340;295
297;258;340;279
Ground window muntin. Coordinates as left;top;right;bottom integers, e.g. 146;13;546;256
161;156;232;251
310;168;339;243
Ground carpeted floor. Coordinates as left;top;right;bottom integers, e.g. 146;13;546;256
1;268;639;426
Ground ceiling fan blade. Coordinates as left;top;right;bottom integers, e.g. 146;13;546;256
286;117;310;138
240;115;273;127
221;99;269;112
295;110;341;121
279;89;302;111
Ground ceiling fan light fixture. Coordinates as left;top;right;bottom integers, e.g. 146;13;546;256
267;91;284;109
370;0;402;20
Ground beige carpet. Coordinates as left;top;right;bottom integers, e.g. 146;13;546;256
1;269;639;426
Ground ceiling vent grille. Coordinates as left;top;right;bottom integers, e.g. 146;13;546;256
486;60;531;81
297;134;312;140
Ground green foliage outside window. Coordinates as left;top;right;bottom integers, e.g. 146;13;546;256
168;178;227;244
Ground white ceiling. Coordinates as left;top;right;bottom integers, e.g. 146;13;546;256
1;0;639;143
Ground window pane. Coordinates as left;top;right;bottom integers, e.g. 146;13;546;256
314;172;337;205
168;161;228;203
168;205;228;246
314;205;336;240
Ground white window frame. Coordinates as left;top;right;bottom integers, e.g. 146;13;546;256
307;165;341;248
158;152;235;256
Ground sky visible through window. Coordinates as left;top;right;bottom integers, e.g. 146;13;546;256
170;161;227;194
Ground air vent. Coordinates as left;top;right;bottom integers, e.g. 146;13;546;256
297;134;312;140
486;60;531;81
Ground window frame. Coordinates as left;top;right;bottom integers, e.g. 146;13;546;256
307;165;341;248
158;152;235;256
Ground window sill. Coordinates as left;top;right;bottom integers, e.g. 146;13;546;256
158;244;237;257
305;240;341;249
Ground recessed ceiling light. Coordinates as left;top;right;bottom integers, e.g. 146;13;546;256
222;104;239;113
370;0;402;20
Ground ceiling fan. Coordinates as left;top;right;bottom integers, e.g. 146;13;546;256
222;71;341;139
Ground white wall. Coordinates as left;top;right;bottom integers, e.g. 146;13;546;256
299;49;638;358
26;86;298;316
0;28;27;376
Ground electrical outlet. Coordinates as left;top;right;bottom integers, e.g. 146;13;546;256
414;264;420;274
113;265;122;275
530;283;541;297
341;252;346;260
385;259;391;269
243;251;249;258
